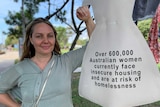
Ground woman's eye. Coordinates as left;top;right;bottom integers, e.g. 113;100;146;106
48;34;54;38
36;35;42;38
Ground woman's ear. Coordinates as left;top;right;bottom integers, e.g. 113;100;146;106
29;36;33;45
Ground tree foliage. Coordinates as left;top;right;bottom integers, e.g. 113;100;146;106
4;11;23;38
56;26;68;49
3;0;48;38
137;18;152;40
5;35;18;46
77;39;88;46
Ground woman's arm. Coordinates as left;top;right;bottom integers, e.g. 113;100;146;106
0;66;21;107
0;93;20;107
76;6;95;37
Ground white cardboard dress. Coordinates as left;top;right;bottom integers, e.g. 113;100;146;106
79;0;160;107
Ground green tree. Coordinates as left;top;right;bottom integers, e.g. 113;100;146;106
3;0;48;38
3;11;24;38
77;39;88;46
56;26;69;49
5;35;18;46
137;18;152;40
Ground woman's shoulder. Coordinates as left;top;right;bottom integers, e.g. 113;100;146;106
13;58;32;72
15;58;29;66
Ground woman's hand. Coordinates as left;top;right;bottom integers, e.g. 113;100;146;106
76;6;95;37
0;93;21;107
12;103;21;107
76;6;92;23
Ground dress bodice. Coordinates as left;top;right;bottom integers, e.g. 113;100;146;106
83;0;135;24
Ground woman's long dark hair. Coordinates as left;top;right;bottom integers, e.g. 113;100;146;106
20;18;61;61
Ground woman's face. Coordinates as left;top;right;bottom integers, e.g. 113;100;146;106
30;22;55;56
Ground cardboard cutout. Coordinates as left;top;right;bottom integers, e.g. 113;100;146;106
79;0;160;107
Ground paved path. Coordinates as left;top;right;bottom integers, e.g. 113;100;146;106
0;51;19;107
0;51;19;62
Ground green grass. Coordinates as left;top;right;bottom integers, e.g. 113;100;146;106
61;49;69;54
72;73;101;107
71;72;160;107
157;63;160;70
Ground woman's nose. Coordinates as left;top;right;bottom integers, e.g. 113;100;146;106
43;36;49;43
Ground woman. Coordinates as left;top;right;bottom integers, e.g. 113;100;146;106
0;6;95;107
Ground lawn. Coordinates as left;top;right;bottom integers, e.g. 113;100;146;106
72;72;101;107
71;72;160;107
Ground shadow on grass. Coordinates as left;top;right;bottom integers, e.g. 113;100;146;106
72;72;101;107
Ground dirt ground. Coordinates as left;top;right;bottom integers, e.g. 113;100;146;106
0;51;19;61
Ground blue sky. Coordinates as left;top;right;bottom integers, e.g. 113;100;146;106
0;0;87;44
0;1;21;44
